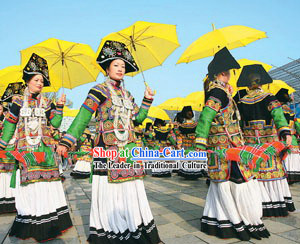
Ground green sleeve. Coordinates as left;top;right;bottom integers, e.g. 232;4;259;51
135;108;148;123
80;136;86;143
50;113;63;128
142;137;147;145
60;106;93;148
271;107;291;138
168;136;176;146
53;134;60;141
195;107;217;149
0;121;17;148
291;135;298;146
295;120;300;135
134;97;153;124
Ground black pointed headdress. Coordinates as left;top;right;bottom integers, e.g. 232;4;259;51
23;53;50;86
97;40;139;74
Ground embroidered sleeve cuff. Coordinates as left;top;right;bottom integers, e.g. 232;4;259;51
0;139;8;149
205;96;222;112
141;97;153;110
59;133;77;149
5;112;18;124
268;101;281;111
82;96;99;114
55;104;64;115
196;137;207;145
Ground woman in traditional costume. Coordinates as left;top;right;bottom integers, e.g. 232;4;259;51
237;65;295;217
151;118;176;177
195;48;270;241
57;41;163;243
176;106;205;179
0;53;73;242
276;88;300;184
70;128;94;178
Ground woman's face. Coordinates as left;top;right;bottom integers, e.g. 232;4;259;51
186;111;194;119
27;74;44;93
107;59;125;81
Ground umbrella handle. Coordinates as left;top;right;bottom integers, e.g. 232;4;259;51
144;81;156;95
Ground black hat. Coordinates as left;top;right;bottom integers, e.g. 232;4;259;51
181;106;194;118
23;53;50;86
145;122;153;132
208;47;240;78
1;82;26;102
275;88;292;103
154;118;166;127
133;120;142;127
174;112;184;123
97;40;139;74
237;64;272;87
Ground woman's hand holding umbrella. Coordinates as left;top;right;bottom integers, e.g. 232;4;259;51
144;84;155;99
57;93;66;105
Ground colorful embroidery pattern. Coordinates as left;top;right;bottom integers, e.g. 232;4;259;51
268;100;282;111
205;96;222;112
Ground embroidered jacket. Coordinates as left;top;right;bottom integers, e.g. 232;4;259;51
195;80;253;182
0;93;64;185
174;120;197;150
60;80;153;183
238;88;291;180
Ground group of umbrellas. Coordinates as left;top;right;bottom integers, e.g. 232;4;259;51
0;21;295;121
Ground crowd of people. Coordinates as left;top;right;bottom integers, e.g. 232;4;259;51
0;40;299;243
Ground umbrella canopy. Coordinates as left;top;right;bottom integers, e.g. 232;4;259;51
96;21;180;77
262;80;296;95
20;38;101;89
177;24;266;64
185;91;205;105
229;59;272;92
158;97;202;111
0;65;58;99
142;118;153;128
148;106;170;120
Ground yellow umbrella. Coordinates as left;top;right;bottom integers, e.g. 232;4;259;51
177;24;266;64
63;106;80;117
262;80;296;95
148;106;170;120
229;59;272;92
185;91;205;105
142;118;153;128
0;65;58;98
20;38;101;89
158;97;202;111
96;21;180;78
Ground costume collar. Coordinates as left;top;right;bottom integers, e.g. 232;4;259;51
246;88;264;98
107;77;122;88
28;92;40;100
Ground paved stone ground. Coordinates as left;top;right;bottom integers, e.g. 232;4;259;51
0;171;300;244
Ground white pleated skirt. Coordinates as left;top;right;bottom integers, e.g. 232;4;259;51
178;161;205;179
201;179;270;241
0;172;15;213
9;170;73;242
88;175;162;243
70;160;91;178
284;153;300;183
258;178;295;217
